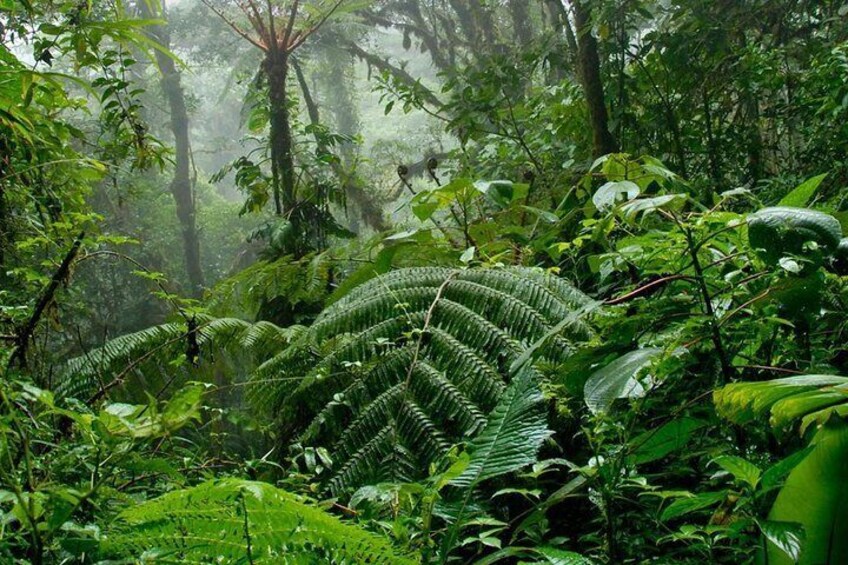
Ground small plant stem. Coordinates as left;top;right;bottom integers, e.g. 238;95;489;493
676;220;734;384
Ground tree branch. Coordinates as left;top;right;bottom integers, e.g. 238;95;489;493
346;42;443;108
8;232;85;370
281;0;300;50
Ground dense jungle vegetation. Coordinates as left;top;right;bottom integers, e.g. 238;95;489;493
2;0;848;562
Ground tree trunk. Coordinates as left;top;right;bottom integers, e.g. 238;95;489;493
732;28;764;183
0;149;9;272
571;0;619;157
509;0;534;46
141;1;204;296
542;0;569;83
265;51;297;217
743;91;764;183
324;54;360;165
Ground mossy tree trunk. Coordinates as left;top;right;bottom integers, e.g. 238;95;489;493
265;51;297;218
142;0;204;296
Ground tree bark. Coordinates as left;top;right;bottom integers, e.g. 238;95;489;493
0;144;9;272
571;0;619;157
141;1;204;296
702;84;722;197
509;0;534;46
265;51;297;218
542;0;568;83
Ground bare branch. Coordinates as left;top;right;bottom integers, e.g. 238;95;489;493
240;0;269;44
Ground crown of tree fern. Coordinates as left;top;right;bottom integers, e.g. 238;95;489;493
101;479;417;563
249;267;593;493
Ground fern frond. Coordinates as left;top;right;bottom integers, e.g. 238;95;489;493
328;425;418;492
311;286;438;340
250;267;594;493
425;327;505;411
58;316;300;401
329;267;454;311
333;382;408;464
440;365;550;559
207;253;331;319
410;361;488;438
240;320;306;350
102;479;417;564
57;322;185;400
247;340;317;414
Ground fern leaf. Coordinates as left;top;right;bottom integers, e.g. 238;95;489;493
58;316;299;401
450;365;550;488
102;479;417;563
439;365;551;559
248;267;593;493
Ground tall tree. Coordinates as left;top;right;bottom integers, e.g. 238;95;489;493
569;0;618;157
140;0;205;296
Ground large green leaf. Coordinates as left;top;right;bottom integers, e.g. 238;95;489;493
711;455;762;489
762;424;848;565
440;366;550;560
714;374;848;435
778;173;827;207
533;546;595;564
715;377;848;563
630;416;705;464
757;519;805;563
593;180;640;211
660;491;726;522
584;348;662;414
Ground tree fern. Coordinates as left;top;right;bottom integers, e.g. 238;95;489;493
101;479;417;563
248;267;594;493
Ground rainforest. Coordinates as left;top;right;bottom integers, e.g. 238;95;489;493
2;0;848;563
